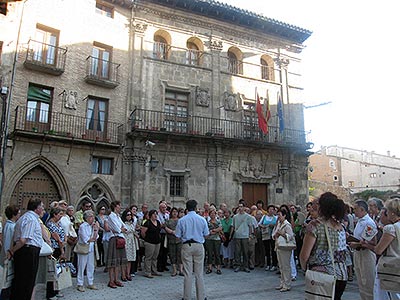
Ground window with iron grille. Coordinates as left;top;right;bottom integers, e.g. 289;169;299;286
170;175;184;197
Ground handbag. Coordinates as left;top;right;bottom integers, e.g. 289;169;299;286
40;240;54;256
377;224;400;292
0;259;14;289
275;224;296;250
55;262;72;290
73;242;90;254
219;231;227;242
305;224;336;300
116;236;126;249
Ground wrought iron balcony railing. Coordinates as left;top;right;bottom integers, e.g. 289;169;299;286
145;41;212;68
130;108;311;147
85;56;120;88
13;106;124;145
24;39;67;75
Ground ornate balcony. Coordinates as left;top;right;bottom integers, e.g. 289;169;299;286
84;56;120;88
130;108;312;149
13;106;124;146
24;39;67;75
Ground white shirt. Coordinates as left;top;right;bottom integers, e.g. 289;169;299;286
107;211;126;238
60;215;71;237
78;222;96;252
14;210;42;248
354;214;376;240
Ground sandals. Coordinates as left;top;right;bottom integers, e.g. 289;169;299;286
171;272;178;277
216;269;222;275
107;282;117;289
206;269;212;274
115;281;124;287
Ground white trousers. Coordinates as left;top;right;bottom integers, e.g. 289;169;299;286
77;251;95;286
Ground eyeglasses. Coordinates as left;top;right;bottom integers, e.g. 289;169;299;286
85;205;92;208
126;214;132;216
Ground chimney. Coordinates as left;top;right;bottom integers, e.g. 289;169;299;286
387;151;391;157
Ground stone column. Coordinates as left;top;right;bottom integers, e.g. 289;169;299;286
129;21;148;110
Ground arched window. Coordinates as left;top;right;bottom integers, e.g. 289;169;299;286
260;55;275;81
153;30;171;60
227;47;243;75
186;41;199;65
186;37;203;66
260;58;269;80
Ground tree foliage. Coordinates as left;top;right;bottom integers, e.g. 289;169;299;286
353;189;396;201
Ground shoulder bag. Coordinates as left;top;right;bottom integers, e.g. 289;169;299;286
40;240;54;256
305;224;336;300
377;223;400;292
73;242;90;254
276;223;296;250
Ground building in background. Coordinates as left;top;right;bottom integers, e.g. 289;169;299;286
0;0;312;212
309;145;400;196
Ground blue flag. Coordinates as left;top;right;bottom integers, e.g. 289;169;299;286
277;94;284;133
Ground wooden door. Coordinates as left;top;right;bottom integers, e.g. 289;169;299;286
10;166;61;213
242;183;268;208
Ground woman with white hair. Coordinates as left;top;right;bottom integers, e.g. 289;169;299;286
76;210;99;292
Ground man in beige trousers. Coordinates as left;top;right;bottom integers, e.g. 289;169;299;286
350;199;377;300
175;199;209;300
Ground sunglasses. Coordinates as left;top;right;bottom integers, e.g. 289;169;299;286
126;213;132;216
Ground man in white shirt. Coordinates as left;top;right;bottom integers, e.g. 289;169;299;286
10;199;44;300
349;199;377;300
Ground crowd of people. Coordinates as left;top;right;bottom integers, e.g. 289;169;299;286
0;193;399;300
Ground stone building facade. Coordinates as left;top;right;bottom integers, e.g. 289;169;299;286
309;146;400;194
0;0;312;212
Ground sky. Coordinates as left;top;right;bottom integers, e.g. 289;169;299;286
225;0;399;157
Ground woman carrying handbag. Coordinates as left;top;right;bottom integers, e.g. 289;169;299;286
272;207;295;292
361;198;400;299
300;192;348;300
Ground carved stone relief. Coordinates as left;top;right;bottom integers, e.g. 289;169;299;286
195;87;210;107
205;39;223;51
223;92;237;111
132;22;148;34
63;90;78;110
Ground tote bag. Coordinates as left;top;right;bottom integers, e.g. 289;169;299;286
377;224;400;292
55;263;73;290
305;224;336;300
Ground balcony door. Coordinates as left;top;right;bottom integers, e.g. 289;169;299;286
164;91;188;133
33;26;58;65
25;84;52;133
243;101;260;139
91;43;111;80
86;97;108;140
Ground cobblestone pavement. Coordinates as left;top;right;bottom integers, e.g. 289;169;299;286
35;266;360;300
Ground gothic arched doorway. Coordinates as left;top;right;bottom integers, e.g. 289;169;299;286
10;166;61;212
